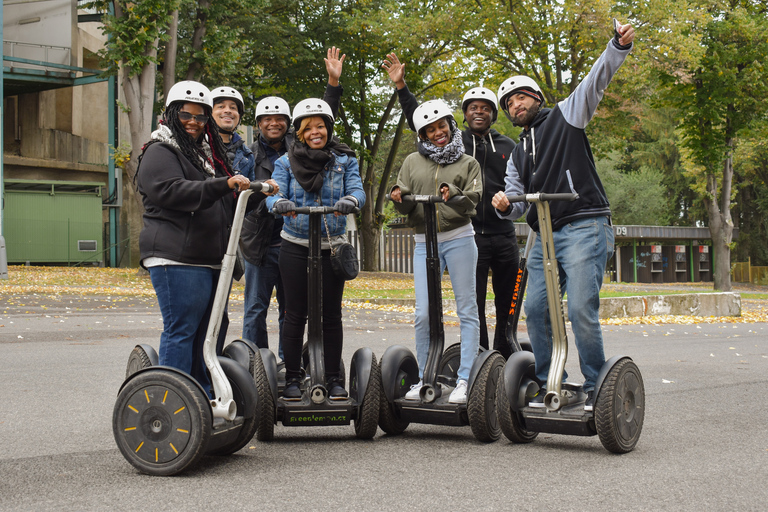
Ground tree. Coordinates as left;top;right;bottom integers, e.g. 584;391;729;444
86;0;181;266
661;2;768;290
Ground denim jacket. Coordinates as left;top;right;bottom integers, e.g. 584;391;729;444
227;133;256;180
266;151;366;239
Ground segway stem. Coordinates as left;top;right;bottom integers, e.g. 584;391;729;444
506;192;578;411
204;181;273;420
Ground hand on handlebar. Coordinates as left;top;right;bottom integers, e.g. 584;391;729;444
333;195;358;216
390;187;402;203
491;191;510;213
274;199;297;218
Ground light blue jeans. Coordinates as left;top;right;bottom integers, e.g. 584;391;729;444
413;236;480;383
525;216;614;392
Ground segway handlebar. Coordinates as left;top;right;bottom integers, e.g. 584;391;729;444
388;193;468;205
277;205;361;215
250;181;274;193
506;192;579;204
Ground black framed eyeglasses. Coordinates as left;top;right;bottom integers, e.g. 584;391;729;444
178;111;209;124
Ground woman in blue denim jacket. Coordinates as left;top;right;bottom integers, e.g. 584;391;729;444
265;98;365;400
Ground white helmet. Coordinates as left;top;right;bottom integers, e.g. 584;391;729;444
497;76;544;114
292;98;334;131
165;81;212;108
255;96;291;122
413;99;454;134
462;87;498;122
211;86;244;115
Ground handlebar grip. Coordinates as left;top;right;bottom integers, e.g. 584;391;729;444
250;181;274;193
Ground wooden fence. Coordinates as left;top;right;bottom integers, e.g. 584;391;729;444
347;228;416;274
732;258;768;285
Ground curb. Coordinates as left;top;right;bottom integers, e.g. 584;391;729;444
345;292;743;319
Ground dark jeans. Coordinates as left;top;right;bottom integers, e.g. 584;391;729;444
242;246;284;359
149;265;228;397
475;232;520;358
278;240;345;382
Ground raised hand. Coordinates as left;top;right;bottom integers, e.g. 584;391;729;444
382;52;406;89
325;46;346;87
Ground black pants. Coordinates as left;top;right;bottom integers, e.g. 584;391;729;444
475;232;520;358
278;240;345;381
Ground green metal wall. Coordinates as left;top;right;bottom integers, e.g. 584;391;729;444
5;186;103;264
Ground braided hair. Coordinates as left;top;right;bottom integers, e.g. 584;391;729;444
163;102;233;177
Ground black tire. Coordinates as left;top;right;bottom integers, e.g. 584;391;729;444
595;359;645;454
206;358;259;456
437;342;462;387
378;363;410;435
353;353;381;439
467;353;505;442
496;371;538;443
125;345;155;379
113;369;211;476
253;349;276;441
222;340;255;376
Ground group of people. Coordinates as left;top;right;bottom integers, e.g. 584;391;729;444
136;19;635;410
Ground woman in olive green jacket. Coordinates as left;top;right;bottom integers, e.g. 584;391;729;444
389;98;482;405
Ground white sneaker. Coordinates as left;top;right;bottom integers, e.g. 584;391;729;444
449;380;468;404
405;380;423;400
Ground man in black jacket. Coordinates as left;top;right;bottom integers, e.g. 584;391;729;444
492;21;635;411
240;48;345;358
460;87;519;359
381;53;520;358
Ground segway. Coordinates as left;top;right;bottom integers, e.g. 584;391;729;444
497;192;645;453
112;181;274;475
378;194;506;442
437;229;536;386
246;205;380;441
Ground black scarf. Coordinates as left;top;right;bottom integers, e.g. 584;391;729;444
289;136;356;193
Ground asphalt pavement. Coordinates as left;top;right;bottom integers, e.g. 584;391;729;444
0;294;766;511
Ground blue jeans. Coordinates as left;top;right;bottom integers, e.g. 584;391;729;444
242;246;284;360
149;265;224;397
525;216;614;392
414;236;480;383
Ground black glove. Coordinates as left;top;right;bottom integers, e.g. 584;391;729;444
274;199;296;215
334;195;358;215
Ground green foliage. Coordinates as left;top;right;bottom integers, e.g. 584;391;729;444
85;1;181;76
598;153;671;226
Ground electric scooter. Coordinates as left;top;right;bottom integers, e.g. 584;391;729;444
112;181;274;475
496;192;645;453
378;194;505;442
244;205;381;440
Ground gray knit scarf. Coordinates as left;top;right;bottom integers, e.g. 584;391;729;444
417;120;465;165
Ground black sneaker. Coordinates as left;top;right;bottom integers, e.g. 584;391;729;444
283;378;302;400
528;387;546;408
584;390;595;411
327;377;348;400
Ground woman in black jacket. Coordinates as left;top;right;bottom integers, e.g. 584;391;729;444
137;80;269;397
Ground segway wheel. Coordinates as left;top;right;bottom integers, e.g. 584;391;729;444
496;371;538;443
437;342;461;387
595;358;645;454
125;345;156;379
253;349;276;441
467;353;505;442
378;365;410;435
206;358;259;456
113;369;211;476
354;353;381;439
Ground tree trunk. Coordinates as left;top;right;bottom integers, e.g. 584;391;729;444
162;10;179;100
185;1;210;81
705;150;734;291
120;45;158;267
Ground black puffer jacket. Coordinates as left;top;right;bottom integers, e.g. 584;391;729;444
137;142;236;267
